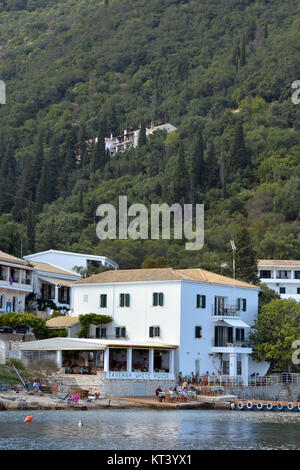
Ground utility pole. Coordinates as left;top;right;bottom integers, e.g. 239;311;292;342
230;239;236;309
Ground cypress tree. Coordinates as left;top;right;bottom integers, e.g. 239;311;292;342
228;227;259;284
26;199;35;254
239;35;246;67
32;134;44;200
190;127;205;191
36;157;50;211
0;146;16;213
90;119;107;174
171;143;189;205
138;120;147;147
228;121;249;172
78;122;88;168
205;142;219;189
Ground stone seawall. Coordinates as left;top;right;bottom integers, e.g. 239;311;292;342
50;372;176;398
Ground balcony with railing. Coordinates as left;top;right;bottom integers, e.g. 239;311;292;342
211;304;240;319
212;338;251;348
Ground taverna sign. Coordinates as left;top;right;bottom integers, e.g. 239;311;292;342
107;371;171;380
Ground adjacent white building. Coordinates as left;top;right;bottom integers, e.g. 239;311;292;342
24;249;119;274
0;251;33;313
258;260;300;302
29;261;81;311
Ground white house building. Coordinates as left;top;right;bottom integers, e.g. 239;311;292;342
18;268;269;395
104;123;177;156
258;260;300;302
29;261;81;311
0;251;33;313
24;249;119;274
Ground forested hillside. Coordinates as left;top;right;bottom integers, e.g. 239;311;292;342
0;0;300;271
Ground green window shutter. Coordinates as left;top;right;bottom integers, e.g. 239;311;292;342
121;327;126;338
120;294;124;307
241;329;245;340
100;294;107;308
196;294;200;308
201;295;206;308
195;326;202;338
125;294;130;307
237;298;241;310
149;326;154;337
115;327;120;338
243;299;247;311
159;292;164;306
153;293;158;306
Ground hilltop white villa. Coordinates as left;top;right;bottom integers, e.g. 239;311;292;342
258;260;300;302
18;268;269;396
104;123;177;156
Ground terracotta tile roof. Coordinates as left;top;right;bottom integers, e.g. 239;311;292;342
258;260;300;267
46;316;80;328
75;268;258;289
30;261;80;277
0;250;29;265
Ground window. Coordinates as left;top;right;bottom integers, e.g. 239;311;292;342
95;327;106;338
237;298;247;311
297;287;300;294
195;326;202;338
153;292;164;306
236;328;245;341
237;361;242;375
279;287;286;294
12;296;18;312
276;270;291;279
120;293;130;307
196;294;206;309
259;270;272;279
222;361;229;375
0;294;4;309
115;327;126;338
295;271;300;280
100;294;107;308
149;326;160;338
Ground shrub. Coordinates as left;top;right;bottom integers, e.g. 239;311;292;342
6;358;25;370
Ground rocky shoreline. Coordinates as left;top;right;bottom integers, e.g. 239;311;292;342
0;391;232;411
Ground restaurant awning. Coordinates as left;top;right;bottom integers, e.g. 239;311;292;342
18;337;106;351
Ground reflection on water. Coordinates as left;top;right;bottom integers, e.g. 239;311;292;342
0;409;299;450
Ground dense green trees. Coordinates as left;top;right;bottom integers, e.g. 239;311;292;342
250;299;300;372
0;0;299;269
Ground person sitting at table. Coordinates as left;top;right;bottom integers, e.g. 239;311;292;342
182;380;188;390
155;386;162;396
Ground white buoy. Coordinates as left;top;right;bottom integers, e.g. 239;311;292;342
78;420;83;427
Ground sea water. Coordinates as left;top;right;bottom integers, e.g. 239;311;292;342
0;409;299;450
